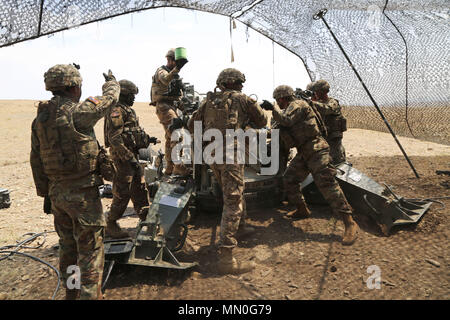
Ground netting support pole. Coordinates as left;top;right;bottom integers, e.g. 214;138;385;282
37;0;45;36
313;9;420;179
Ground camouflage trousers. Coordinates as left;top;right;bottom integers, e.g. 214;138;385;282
50;185;105;300
327;137;346;165
210;163;246;249
155;102;179;174
284;137;352;216
109;157;149;221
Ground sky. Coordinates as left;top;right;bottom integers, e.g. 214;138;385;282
0;7;311;102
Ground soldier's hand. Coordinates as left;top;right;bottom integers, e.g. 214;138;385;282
103;69;116;82
175;58;188;71
261;100;274;111
43;196;52;214
168;117;184;132
149;136;160;145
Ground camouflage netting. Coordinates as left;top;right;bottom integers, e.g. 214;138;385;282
1;0;449;144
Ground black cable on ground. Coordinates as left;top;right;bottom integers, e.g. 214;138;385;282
0;231;60;300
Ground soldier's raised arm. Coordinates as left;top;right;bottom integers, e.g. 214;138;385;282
272;102;306;128
157;66;180;87
72;70;120;131
245;96;268;129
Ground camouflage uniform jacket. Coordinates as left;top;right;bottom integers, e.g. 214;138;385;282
272;98;325;151
313;97;347;139
151;65;181;104
188;89;268;151
104;102;148;162
30;80;120;196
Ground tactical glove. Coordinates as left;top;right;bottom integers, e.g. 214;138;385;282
149;136;159;145
43;196;52;214
103;69;116;81
261;100;274;111
175;58;188;71
168;117;184;132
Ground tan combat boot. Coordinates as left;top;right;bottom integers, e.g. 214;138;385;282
342;214;359;245
286;202;311;219
105;219;130;239
217;247;256;275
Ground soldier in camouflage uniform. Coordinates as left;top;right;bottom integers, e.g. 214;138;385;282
188;68;268;274
104;80;159;239
150;49;188;175
310;80;347;165
261;85;358;245
30;64;120;299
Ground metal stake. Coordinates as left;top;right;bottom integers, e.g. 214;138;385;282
313;9;420;178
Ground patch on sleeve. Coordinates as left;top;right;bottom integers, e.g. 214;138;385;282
87;96;100;105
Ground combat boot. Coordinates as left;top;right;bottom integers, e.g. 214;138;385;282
217;247;256;275
105;219;130;239
65;288;80;300
342;214;359;245
286;202;311;219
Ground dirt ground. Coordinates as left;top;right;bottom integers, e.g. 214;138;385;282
0;100;448;300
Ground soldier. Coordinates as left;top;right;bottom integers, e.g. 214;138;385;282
30;64;120;299
260;85;358;245
104;79;159;239
150;48;188;175
187;68;268;274
310;80;347;165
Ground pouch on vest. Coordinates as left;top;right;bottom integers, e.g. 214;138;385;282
96;142;116;182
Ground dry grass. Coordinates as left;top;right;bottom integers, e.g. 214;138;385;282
343;105;450;146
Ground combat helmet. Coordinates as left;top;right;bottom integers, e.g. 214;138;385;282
166;48;175;59
311;80;330;93
273;85;295;99
216;68;246;87
44;64;82;91
119;79;139;95
306;81;315;91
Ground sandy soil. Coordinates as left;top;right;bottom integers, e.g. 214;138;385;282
0;100;448;300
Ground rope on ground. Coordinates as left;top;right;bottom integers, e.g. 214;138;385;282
405;196;450;209
0;231;60;300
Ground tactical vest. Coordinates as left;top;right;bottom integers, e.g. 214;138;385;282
34;97;99;180
307;100;328;138
317;98;347;139
104;104;147;153
203;90;249;134
151;65;180;104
